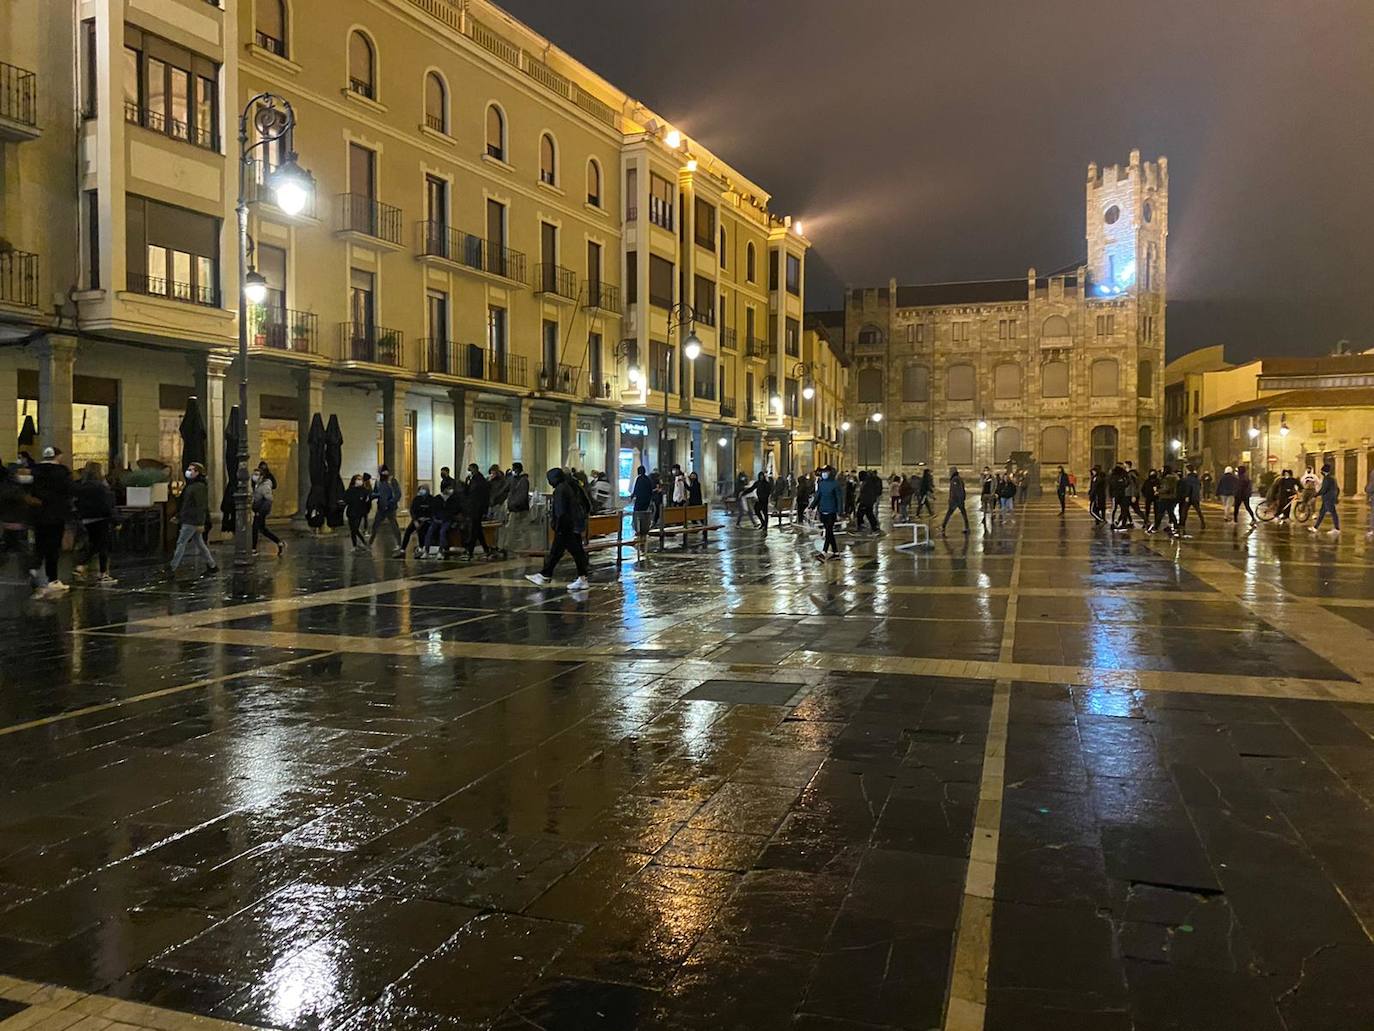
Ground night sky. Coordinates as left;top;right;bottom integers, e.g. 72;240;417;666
497;0;1373;361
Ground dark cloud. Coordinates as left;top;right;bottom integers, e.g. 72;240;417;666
498;0;1374;359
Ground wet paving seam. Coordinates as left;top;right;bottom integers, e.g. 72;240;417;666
943;503;1027;1031
0;975;257;1030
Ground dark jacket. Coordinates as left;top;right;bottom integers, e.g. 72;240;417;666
1217;471;1238;496
1318;474;1340;502
1057;470;1070;490
344;484;371;520
0;468;36;527
177;479;209;526
920;469;934;497
547;468;587;533
374;477;401;514
489;474;510;509
74;478;115;521
1235;471;1252;498
442;487;466;521
631;474;654;511
507;472;531;512
409;492;436;522
687;479;703;505
814;475;843;515
464;473;490;519
31;461;72;525
1183;473;1201;501
948;474;966;506
857;475;883;506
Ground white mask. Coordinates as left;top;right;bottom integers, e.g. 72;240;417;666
251;473;261;483
184;469;195;479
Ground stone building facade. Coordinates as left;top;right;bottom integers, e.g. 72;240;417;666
836;151;1166;484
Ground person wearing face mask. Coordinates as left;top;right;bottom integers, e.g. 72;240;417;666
30;446;73;592
462;463;494;560
368;465;402;551
251;461;284;556
343;474;370;550
169;462;218;579
811;465;843;561
397;482;435;558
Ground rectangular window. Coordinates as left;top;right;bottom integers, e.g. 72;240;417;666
746;306;756;347
542;319;559;377
769;250;779;291
999;318;1016;340
1096;314;1115;336
589;332;603;392
649;341;675;394
785;317;800;357
349;268;374;329
785;253;801;295
693;275;715;324
82;20;97;117
488;305;507;361
626;250;637;304
86;190;100;289
694;198;716;250
486;198;505;249
952;322;970;343
785;379;799;417
167;65;190;140
625;167;638;222
123;47;140;110
427;290;448;342
540;221;557;269
649;254;673;310
693;354;717;400
425;175;447;227
124;31;219;149
1312;418;1328;434
649;173;674;230
349;144;375;200
906;324;916;345
587;240;602;297
125;194;219;305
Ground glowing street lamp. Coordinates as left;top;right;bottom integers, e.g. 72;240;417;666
242;269;269;305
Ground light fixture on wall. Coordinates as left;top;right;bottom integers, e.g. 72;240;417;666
717;436;727;447
977;410;987;430
1279;414;1290;437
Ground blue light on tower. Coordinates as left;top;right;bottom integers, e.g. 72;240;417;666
1095;259;1137;296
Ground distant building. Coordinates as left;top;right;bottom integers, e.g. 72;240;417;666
829;151;1166;481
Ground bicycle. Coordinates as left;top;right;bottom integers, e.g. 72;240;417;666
1255;488;1316;523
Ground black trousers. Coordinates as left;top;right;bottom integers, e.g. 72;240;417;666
820;512;838;553
755;500;769;531
1057;487;1067;513
1178;499;1204;529
34;521;63;582
542;527;589;578
855;502;879;532
466;518;493;557
401;518;429;550
942;501;968;531
916;494;934;517
80;519;111;573
252;510;281;550
1234;494;1255;522
348;515;365;547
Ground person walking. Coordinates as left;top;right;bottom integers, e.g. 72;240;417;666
889;474;902;515
1309;463;1341;536
344;474;370;550
941;467;969;534
998;471;1018;518
1108;465;1130;529
525;468;591;590
1056;465;1070;515
397;483;436;557
1178;465;1206;532
794;472;812;526
1233;465;1256;528
844;472;857;520
751;469;772;533
1088;466;1107;523
30;446;73;592
630;465;655;558
1156;466;1180;537
1142;469;1161;532
1216;466;1238;522
855;470;883;534
1125;462;1146;523
463;463;495;559
169;462;217;578
73;462;116;585
368;465;402;551
980;467;997;529
359;472;374;534
812;465;843;561
917;466;936;517
250;462;284;556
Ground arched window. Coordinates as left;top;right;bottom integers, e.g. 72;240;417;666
1138;425;1153;469
348;30;375;99
994;362;1021;399
485;104;505;161
539;133;557;185
746;243;756;282
1137;359;1154;398
1091;425;1118;470
858;323;884;348
856;367;883;403
994;426;1021;463
859;429;883;468
1091;358;1120;397
424;71;447;133
1041;426;1070;464
947;427;974;466
256;0;287;57
1042;314;1070;338
901;363;929;402
586;159;602;207
901;426;929;465
1041;359;1069;398
946;362;975;401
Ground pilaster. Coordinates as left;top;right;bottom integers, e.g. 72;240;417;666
35;335;77;461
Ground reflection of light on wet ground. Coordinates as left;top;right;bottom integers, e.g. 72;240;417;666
262;937;344;1027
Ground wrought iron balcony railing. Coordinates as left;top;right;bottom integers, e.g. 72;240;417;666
0;250;39;307
339;323;404;366
0;61;37;129
534;263;577;300
583;281;620;314
128;272;218;307
251;306;317;353
337;194;403;245
417;222;527;284
538;363;582;395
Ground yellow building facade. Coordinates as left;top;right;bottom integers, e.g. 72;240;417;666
0;0;814;513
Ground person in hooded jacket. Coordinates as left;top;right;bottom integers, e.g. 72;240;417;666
169;462;217;578
1217;466;1238;521
499;462;534;557
463;463;495;559
489;464;510;512
917;466;936;517
525;468;590;589
855;470;883;533
941;467;969;534
397;483;436;557
811;465;844;560
687;471;704;507
73;462;117;584
751;469;772;534
343;474;370;550
30;446;73;591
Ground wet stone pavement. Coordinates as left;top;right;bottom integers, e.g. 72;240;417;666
2;498;1374;1030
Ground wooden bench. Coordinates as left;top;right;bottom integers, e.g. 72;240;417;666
441;519;505;551
523;509;636;568
657;503;714;549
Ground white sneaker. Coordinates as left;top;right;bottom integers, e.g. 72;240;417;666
50;580;70;592
525;573;552;586
568;576;590;590
96;574;118;585
1327;528;1341;536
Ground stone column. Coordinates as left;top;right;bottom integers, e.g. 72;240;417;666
448;386;471;471
690;422;704;476
379;379;403;475
560;404;576;469
603;413;620;496
35;335;77;461
510;396;528;468
0;364;17;460
644;413;662;474
193;352;234;531
294;367;327;522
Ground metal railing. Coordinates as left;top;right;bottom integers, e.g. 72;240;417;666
347;76;374;100
0;61;37;129
417;222;526;283
583;281;620;314
746;403;757;422
648;196;673;230
587;378;613;400
251;306;317;353
339;323;404;366
721;328;737;350
337;194;403;244
720;396;737;418
0;250;38;307
424;112;445;133
489;351;528;387
535;263;577;300
123;101;216;149
419;338;455;375
254;30;285;57
128;273;218;307
693;305;715;327
746;337;767;358
246;159;317;217
538;363;582;395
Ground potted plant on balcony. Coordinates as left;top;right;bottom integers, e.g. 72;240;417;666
291;322;310;353
378;331;402;365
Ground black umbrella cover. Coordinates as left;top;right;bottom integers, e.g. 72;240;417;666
180;396;208;468
18;413;37;449
305;413;328;528
323;414;345;528
221;404;241;532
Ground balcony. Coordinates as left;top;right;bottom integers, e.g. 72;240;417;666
123;101;216;150
247;160;318;218
339;323;404;366
0;62;38;141
254;30;286;58
347;77;374;100
534;263;577;301
250;306;318;354
587;378;613;400
746;403;758;423
745;337;767;359
337;194;403;246
417;222;526;284
720;396;737;418
538;363;582;395
648;196;673;231
721;328;737;351
0;250;38;307
128;273;218;308
693;306;716;328
583;281;620;315
419;338;456;376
